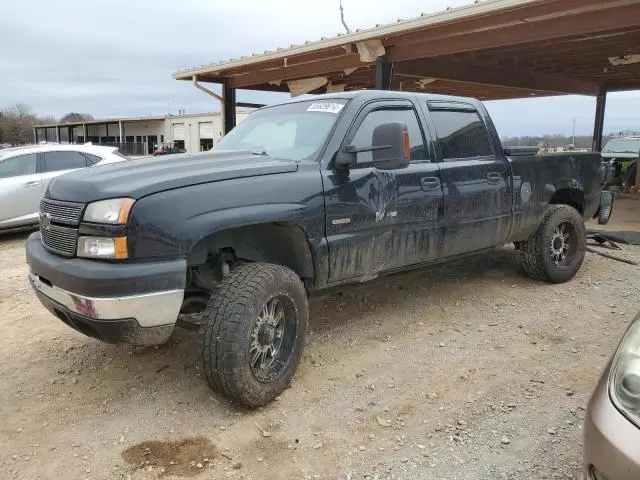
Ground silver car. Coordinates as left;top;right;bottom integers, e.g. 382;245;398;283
0;144;128;232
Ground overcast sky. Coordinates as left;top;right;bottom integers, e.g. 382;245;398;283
1;0;638;137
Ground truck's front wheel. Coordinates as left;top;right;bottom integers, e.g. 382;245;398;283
521;204;586;283
202;263;308;407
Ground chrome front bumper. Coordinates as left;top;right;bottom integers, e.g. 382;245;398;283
29;272;183;328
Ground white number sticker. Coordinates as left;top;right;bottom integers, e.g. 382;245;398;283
307;102;344;114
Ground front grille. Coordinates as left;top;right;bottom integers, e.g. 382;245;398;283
39;199;85;257
41;224;78;257
40;199;84;226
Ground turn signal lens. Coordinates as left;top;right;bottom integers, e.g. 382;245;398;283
401;129;410;160
77;236;128;260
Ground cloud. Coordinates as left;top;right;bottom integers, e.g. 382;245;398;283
1;0;638;136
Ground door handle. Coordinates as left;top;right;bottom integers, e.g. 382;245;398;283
23;181;39;188
486;172;503;185
420;176;441;191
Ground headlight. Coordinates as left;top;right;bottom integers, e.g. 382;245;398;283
83;198;134;224
77;236;128;259
610;317;640;426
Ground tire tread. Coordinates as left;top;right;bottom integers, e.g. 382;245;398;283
202;262;307;407
521;204;585;284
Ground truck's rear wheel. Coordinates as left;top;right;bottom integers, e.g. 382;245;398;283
521;205;586;283
202;262;308;407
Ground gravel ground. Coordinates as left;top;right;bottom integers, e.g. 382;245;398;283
1;200;640;480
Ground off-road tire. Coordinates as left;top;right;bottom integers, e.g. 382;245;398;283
521;205;586;283
202;262;308;407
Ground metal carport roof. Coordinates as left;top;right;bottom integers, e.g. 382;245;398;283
174;0;640;100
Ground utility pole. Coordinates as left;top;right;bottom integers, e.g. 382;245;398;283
572;118;576;146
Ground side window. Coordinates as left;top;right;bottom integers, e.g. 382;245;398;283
82;153;102;165
42;151;89;172
350;108;428;164
0;154;38;179
430;109;493;160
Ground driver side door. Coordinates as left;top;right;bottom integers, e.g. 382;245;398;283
323;100;442;282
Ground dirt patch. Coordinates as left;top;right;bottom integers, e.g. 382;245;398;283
121;437;217;476
2;207;640;479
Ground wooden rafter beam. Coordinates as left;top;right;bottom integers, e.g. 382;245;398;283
386;0;617;48
394;58;600;96
227;54;367;89
389;3;640;62
604;80;640;91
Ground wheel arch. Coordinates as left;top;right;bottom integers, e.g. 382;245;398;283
188;221;315;283
549;187;585;214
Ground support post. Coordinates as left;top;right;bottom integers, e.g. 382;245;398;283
82;124;87;143
636;155;640;193
223;80;236;135
44;128;48;142
68;126;73;144
34;128;38;144
55;126;60;143
592;86;607;152
375;56;393;90
119;121;124;150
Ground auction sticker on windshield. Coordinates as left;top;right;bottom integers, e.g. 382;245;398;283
307;102;344;114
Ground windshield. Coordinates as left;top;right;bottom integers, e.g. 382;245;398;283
213;99;348;161
602;138;640;155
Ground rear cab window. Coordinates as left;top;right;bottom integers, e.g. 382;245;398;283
428;104;494;160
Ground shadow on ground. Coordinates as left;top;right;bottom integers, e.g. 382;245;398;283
0;229;34;245
41;248;524;411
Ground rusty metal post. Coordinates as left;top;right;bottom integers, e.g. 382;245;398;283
223;80;236;135
375;56;393;90
592;86;607;152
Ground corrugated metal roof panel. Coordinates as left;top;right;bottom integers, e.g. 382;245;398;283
172;0;536;79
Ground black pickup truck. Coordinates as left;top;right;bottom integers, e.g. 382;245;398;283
26;91;611;406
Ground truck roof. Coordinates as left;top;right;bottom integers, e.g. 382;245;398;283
271;89;483;108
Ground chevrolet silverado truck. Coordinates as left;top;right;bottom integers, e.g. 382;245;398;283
26;91;612;406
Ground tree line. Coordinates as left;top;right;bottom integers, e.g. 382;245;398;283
2;102;638;149
501;130;640;149
0;104;93;146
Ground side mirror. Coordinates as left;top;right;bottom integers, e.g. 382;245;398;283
371;121;410;170
334;121;411;170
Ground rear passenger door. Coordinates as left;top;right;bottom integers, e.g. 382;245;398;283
426;102;511;257
40;151;91;190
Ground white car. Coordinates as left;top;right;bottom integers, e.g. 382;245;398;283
0;144;128;232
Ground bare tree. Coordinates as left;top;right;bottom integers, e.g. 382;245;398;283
59;112;94;123
0;104;39;145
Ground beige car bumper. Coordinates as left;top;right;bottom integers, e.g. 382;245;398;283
584;364;640;480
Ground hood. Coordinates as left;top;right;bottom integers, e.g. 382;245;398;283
46;150;298;203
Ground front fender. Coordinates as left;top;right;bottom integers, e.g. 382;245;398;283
186;203;308;246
